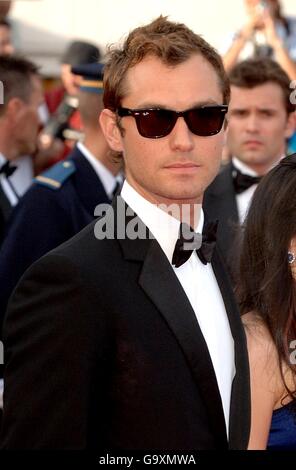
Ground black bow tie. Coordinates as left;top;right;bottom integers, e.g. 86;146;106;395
172;220;218;268
232;167;262;194
0;161;17;178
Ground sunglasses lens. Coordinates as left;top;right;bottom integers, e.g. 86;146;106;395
137;109;175;138
119;106;227;138
186;107;226;136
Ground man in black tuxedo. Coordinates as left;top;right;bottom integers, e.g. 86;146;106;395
0;56;43;245
1;16;250;450
204;58;295;270
0;54;43;426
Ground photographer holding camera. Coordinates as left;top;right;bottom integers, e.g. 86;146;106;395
223;0;296;80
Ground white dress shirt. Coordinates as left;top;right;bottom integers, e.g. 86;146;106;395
10;155;34;197
121;181;235;436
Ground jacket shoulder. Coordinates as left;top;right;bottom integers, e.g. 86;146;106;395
205;162;233;196
34;160;76;190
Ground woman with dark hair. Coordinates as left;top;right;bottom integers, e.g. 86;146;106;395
238;153;296;449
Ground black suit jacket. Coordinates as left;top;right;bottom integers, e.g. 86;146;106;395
0;145;111;334
0;184;13;246
1;197;250;450
203;162;240;268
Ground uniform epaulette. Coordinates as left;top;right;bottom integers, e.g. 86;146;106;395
34;160;76;190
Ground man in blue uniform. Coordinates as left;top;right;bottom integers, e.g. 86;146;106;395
0;63;122;333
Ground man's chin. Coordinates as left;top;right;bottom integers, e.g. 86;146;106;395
160;189;203;205
240;150;265;164
24;145;37;157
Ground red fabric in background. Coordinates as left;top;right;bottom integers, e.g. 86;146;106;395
44;86;82;166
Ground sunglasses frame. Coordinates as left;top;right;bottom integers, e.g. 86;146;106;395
117;105;228;139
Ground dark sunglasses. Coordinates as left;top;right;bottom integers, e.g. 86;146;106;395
117;105;228;139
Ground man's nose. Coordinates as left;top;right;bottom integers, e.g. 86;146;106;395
169;116;195;152
245;113;260;132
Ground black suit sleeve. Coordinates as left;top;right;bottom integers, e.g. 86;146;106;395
1;252;111;449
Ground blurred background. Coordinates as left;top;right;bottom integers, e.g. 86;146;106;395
8;0;296;76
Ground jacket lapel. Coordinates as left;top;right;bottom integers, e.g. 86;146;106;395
211;248;251;449
0;184;13;244
204;163;239;258
0;183;12;222
116;197;228;448
205;162;239;221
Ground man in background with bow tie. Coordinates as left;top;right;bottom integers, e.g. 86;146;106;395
204;57;295;272
1;17;250;450
0;56;43;245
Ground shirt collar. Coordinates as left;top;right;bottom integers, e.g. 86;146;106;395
232;155;285;177
121;180;204;264
0;153;7;167
77;141;121;199
232;157;259;176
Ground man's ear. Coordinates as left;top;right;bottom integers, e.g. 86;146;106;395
6;97;25;123
99;109;124;152
285;111;296;139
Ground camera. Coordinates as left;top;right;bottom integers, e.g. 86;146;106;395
39;94;79;147
256;0;268;14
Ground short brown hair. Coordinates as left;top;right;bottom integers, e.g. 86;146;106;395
0;55;39;115
103;15;230;112
78;91;103;127
229;58;295;114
